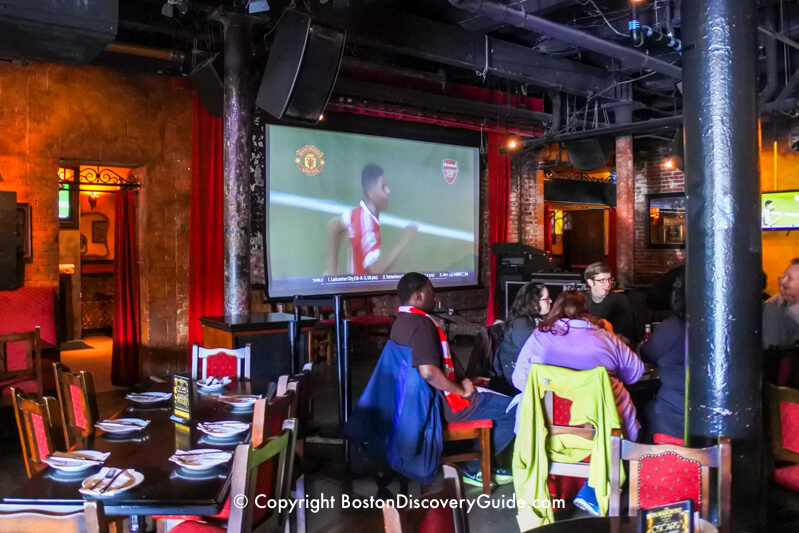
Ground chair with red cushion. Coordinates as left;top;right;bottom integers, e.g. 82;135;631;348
53;363;99;448
767;384;799;513
0;327;43;405
383;464;469;533
609;437;731;526
170;421;297;533
441;419;493;495
10;387;65;478
191;344;251;381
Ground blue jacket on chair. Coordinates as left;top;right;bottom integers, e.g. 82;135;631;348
344;340;443;485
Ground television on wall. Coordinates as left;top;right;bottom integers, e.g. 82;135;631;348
264;125;480;298
762;190;799;230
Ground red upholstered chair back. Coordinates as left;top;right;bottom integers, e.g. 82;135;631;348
276;363;312;426
382;464;468;533
226;420;297;533
766;385;799;493
0;328;43;403
0;500;111;533
53;363;99;447
0;287;57;345
610;438;731;527
251;387;295;449
10;388;64;478
191;344;251;380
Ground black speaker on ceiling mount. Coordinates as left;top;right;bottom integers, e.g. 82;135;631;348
256;9;346;124
564;138;614;171
188;53;224;118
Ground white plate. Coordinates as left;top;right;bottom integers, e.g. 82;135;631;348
96;418;150;434
169;449;233;471
197;421;250;438
217;395;261;410
126;392;172;404
197;376;232;392
80;469;144;497
44;450;110;473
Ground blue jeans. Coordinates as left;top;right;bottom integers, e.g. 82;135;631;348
459;392;517;475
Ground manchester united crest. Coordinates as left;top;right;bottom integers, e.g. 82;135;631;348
442;159;458;184
295;145;325;176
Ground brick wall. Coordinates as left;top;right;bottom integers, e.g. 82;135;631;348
0;61;192;375
633;156;686;284
508;152;545;248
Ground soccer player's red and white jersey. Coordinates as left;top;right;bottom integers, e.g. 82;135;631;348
341;200;381;274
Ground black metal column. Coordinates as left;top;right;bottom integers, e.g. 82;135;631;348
682;1;762;530
222;14;253;316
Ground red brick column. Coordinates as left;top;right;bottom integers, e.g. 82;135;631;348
615;135;635;286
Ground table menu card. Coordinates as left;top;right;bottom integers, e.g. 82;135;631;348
171;374;193;425
638;500;693;533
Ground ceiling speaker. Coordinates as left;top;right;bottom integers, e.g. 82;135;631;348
565;138;614;171
257;10;345;124
188;53;224;118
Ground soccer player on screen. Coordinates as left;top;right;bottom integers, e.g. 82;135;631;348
325;164;418;275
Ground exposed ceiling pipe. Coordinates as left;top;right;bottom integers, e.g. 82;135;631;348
776;70;799;102
758;25;799;52
502;115;684;153
105;42;185;63
448;0;682;80
760;9;779;105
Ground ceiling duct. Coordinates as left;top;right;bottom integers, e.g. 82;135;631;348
0;0;118;65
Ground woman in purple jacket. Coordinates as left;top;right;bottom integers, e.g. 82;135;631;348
512;290;645;441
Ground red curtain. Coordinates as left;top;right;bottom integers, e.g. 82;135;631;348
544;204;553;255
112;190;141;386
486;134;512;325
188;95;225;359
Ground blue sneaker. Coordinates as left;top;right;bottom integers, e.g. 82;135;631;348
492;467;514;485
462;469;486;488
573;482;600;516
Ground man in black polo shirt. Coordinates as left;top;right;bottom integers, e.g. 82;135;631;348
392;272;516;486
583;262;636;344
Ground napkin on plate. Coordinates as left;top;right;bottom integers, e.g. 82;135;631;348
126;392;172;401
169;450;233;467
97;419;150;430
79;467;137;496
47;451;110;467
198;421;249;433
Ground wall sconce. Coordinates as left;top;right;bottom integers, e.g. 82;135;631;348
88;192;99;210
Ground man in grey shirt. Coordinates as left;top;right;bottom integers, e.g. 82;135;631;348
763;261;799;348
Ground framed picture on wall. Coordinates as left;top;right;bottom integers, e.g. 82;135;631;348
92;220;109;243
16;203;32;260
646;192;686;249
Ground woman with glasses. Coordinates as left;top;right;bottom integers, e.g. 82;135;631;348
492;282;552;395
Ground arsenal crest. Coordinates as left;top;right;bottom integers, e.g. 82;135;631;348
441;159;459;184
295;145;325;176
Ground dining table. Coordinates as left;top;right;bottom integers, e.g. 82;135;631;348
533;516;729;533
1;377;274;532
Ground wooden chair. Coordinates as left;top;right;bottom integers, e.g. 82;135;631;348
609;437;732;526
191;344;251;381
10;387;65;478
0;327;42;406
169;421;298;533
441;419;493;495
53;362;99;448
767;384;799;514
0;500;111;533
383;464;469;533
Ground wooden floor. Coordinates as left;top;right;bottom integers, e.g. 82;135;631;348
60;336;120;393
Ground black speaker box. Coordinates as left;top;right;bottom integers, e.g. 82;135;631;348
0;0;117;64
0;191;20;290
188;53;224;118
257;10;345;123
565;138;614;171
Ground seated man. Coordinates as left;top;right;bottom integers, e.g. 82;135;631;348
583;262;636;344
393;272;517;487
763;260;799;349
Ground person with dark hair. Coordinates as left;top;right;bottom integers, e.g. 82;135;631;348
391;273;517;487
639;272;686;443
763;261;799;348
325;164;417;275
513;290;644;515
583;262;636;344
492;283;552;395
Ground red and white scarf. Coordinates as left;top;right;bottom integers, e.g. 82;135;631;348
398;305;471;412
